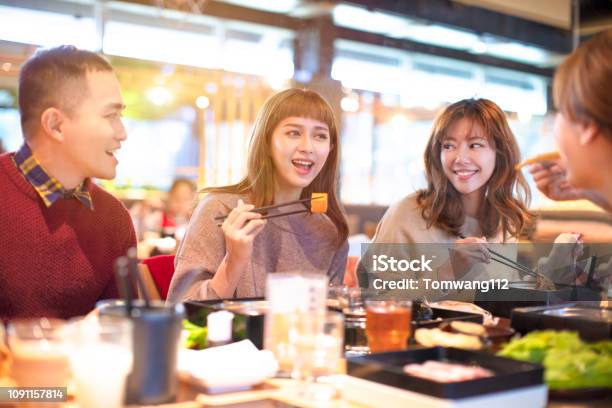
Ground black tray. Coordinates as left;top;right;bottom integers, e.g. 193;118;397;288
510;303;612;341
347;347;543;399
475;282;601;318
184;298;265;349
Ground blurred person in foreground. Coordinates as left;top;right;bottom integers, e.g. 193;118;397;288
0;46;136;319
529;30;612;212
528;30;612;287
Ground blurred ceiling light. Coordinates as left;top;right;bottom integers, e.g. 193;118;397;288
195;95;210;109
104;21;220;68
0;6;97;50
1;62;11;72
332;4;558;66
341;95;360;113
146;86;173;106
485;42;552;65
471;40;488;54
333;5;409;37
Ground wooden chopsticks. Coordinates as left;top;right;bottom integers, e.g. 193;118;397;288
214;195;324;226
488;250;539;279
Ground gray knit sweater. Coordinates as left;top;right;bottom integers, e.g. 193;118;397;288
167;192;348;302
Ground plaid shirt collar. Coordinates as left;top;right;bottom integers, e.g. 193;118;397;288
13;144;94;210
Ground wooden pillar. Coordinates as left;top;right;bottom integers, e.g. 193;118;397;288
293;14;344;192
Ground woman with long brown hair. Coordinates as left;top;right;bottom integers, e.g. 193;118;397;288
167;88;349;301
372;98;533;281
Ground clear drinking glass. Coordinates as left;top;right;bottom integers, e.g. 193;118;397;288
7;318;70;388
365;300;412;353
292;311;344;401
67;316;133;408
264;273;328;376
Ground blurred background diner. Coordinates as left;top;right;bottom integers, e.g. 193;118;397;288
0;0;611;250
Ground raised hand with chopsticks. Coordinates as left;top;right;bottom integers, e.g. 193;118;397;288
528;161;612;212
441;236;491;280
221;199;267;265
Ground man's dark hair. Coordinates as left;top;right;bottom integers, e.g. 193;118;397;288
18;45;113;138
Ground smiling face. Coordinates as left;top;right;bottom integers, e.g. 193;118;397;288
270;116;332;200
60;70;127;181
441;118;496;198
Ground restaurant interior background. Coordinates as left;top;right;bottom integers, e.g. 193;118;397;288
1;0;612;251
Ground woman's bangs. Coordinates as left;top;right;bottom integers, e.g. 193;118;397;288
272;92;335;131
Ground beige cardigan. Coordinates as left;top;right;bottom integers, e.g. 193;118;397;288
364;193;518;300
167;192;348;302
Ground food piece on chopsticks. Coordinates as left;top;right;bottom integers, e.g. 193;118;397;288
403;361;493;383
310;192;328;214
214;192;328;225
498;330;612;390
414;327;484;350
515;151;561;170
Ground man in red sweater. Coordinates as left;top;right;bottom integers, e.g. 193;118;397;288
0;46;136;319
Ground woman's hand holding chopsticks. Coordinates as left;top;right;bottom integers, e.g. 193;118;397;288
221;199;267;265
445;236;491;280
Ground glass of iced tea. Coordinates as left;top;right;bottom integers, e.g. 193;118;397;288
365;300;412;353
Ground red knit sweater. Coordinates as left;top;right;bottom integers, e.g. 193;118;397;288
0;152;136;319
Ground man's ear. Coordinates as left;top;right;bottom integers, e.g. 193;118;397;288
578;122;599;146
40;108;65;142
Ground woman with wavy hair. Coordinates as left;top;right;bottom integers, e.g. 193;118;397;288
372;98;533;281
167;88;349;301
